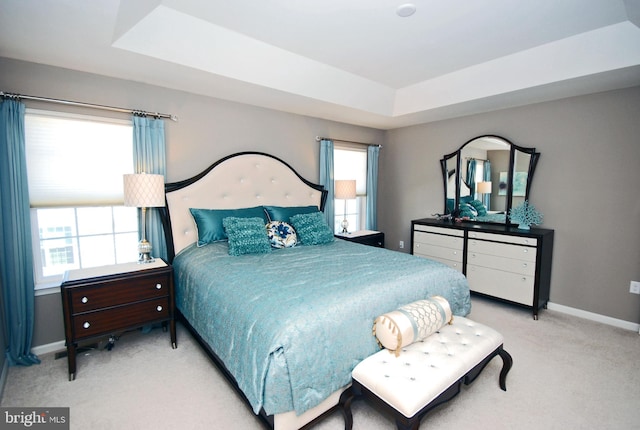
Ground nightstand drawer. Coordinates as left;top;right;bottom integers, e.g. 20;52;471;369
68;274;169;314
73;297;170;339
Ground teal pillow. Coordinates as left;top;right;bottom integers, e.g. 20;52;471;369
190;206;268;246
460;195;474;205
469;199;488;216
289;211;334;245
263;205;319;222
222;217;271;256
459;203;477;218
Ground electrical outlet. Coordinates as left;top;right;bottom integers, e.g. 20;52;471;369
630;281;640;295
399;240;404;249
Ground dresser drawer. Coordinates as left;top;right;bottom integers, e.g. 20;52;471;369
468;239;536;262
414;224;464;237
72;297;170;339
467;251;536;276
68;274;169;314
468;231;537;247
466;265;534;305
414;243;463;263
424;256;463;272
414;231;463;250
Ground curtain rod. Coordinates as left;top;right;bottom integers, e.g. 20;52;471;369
315;136;381;148
1;91;178;122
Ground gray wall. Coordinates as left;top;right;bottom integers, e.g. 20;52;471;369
381;86;640;323
1;57;639;350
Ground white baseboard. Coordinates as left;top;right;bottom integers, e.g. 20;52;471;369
547;302;640;333
31;340;66;357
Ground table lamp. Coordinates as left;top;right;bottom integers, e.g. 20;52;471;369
123;173;165;263
335;179;356;233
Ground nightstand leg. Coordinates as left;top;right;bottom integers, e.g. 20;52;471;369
170;319;177;349
67;343;77;381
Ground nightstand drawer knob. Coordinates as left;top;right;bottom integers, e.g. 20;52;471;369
156;305;163;312
81;296;89;304
83;322;90;329
156;284;162;290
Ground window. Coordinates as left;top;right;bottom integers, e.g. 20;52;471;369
333;145;367;233
25;110;138;289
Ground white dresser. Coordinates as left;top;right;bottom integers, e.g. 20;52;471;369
412;219;554;319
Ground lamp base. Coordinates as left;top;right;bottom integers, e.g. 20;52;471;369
340;219;349;234
137;239;155;264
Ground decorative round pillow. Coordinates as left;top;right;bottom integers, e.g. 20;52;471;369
373;296;453;356
266;221;297;248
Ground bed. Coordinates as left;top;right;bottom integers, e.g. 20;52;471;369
161;152;471;430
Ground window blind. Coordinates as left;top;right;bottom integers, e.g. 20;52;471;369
334;145;367;195
25;109;133;207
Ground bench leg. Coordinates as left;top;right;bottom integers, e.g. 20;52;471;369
339;386;355;430
498;346;513;391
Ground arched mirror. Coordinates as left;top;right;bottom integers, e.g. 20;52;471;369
440;135;540;226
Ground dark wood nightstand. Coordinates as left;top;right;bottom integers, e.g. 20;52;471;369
60;259;176;380
335;230;385;248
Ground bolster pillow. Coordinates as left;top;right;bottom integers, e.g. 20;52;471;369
373;296;453;356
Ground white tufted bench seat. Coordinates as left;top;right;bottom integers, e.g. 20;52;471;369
339;317;513;430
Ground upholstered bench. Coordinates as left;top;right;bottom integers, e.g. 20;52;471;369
339;317;513;430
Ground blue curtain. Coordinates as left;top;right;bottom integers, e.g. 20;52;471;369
319;139;334;226
0;99;40;366
483;160;492;210
132;116;167;262
466;158;476;199
366;145;379;230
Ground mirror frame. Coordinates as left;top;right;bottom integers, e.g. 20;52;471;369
440;135;540;227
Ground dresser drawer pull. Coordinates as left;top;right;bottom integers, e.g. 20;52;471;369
81;296;88;304
156;305;163;312
83;322;90;329
156;283;162;290
523;249;528;253
522;263;528;268
521;277;527;282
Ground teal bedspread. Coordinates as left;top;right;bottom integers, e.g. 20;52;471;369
173;239;470;416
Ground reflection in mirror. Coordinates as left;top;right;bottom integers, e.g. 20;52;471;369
511;149;532;209
440;135;540;226
441;152;458;214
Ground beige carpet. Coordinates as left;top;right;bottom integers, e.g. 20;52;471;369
2;296;639;429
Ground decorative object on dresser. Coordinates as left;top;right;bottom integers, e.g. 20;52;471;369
508;200;543;230
123;173;166;263
60;259;176;380
440;135;540;226
334;179;357;233
412;219;553;319
335;230;385;248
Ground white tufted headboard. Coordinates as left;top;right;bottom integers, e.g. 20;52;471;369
162;152;327;259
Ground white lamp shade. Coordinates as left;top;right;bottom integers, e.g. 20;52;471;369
123;173;166;208
335;180;356;199
477;181;492;194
